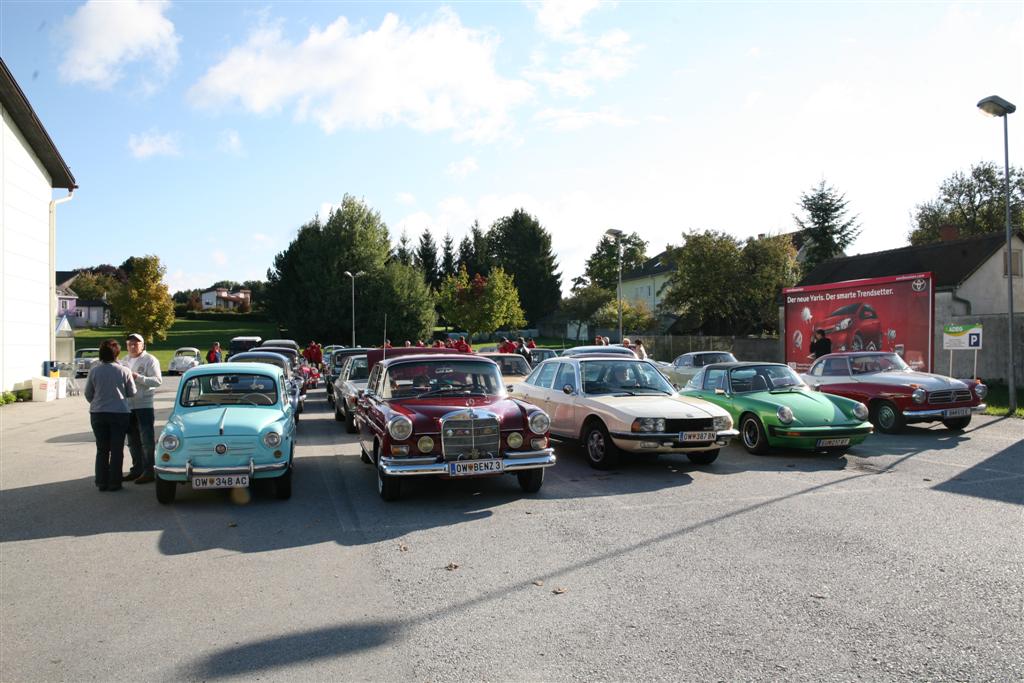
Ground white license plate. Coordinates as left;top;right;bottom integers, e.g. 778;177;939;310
192;475;249;489
816;438;850;447
448;460;504;476
681;431;716;442
944;407;971;418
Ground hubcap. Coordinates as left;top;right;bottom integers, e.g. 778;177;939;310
587;430;605;462
878;406;896;429
852;336;863;351
742;419;759;448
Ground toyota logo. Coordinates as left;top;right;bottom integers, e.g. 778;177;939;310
911;278;927;292
215;444;228;454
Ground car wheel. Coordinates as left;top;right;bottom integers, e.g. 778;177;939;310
942;416;971;431
871;400;905;434
327;392;334;407
740;414;769;455
155;476;176;505
377;460;401;501
686;449;719;465
334;400;344;422
583;421;620;470
345;408;357;434
274;466;293;500
517;468;545;493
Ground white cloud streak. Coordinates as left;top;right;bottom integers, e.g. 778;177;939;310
446;157;479;178
533;107;633;131
128;129;180;158
528;0;603;41
59;0;179;89
219;129;244;155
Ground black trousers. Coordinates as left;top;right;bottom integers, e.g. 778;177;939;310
127;408;156;474
91;412;129;488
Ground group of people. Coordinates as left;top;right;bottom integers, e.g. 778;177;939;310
593;335;649;360
83;333;162;491
302;341;323;368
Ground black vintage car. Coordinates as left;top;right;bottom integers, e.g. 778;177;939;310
326;348;371;404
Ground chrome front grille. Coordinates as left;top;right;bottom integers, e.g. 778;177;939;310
440;409;501;461
184;437;257;458
928;389;972;405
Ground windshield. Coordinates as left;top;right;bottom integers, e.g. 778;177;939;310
729;365;805;393
696;352;736;366
174;350;196;357
489;356;531;376
850;353;911;374
77;349;99;359
180;373;279;407
347;357;369;381
581;360;674;396
382;360;504;399
827;303;860;317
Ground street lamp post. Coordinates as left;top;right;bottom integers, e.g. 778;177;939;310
343;270;360;348
977;95;1018;412
605;229;624;344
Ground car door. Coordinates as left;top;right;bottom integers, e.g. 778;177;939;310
357;365;382;455
549;361;580;437
689;367;734;417
519;361;558;415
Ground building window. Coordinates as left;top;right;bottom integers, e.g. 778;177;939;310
1005;249;1022;277
60;300;68;310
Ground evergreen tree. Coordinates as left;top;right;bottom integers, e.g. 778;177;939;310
487;209;562;325
457;235;474;274
793;180;861;273
584;232;648;291
416;229;440;289
393;230;415;266
440;232;457;279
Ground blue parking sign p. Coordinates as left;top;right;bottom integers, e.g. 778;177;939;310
968;333;981;348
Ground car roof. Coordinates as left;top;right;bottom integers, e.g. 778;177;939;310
183;361;281;377
174;347;200;353
260;339;299;348
259;346;297;355
702;361;788;370
480;352;527;358
563;345;636;355
230;336;262;341
374;351;493;370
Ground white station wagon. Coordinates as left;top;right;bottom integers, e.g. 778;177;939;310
512;356;738;469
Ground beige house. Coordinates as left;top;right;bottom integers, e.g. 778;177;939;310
619;250;675;311
201;287;252;310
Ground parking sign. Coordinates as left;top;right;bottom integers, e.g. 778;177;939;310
943;323;983;350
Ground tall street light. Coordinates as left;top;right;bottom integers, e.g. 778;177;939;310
605;228;624;344
343;270;361;348
977;95;1017;412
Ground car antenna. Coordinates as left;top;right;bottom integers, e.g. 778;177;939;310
383;314;387;360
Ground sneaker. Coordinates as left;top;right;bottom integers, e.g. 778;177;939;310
123;470;142;481
134;472;155;484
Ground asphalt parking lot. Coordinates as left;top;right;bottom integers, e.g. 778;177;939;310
2;377;1022;682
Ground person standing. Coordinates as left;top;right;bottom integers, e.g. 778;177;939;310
634;339;648;360
526;338;537;349
808;329;833;360
455;336;472;353
122;333;163;484
515;337;532;363
206;342;222;363
84;340;136;491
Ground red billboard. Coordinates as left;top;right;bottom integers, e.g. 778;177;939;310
783;273;934;372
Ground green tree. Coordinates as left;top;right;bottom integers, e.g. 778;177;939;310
487;209;561;325
661;231;746;335
560;284;614;339
457;221;491;277
210;280;242;291
438;266;526;338
908;161;1024;245
110;255;175;342
71;271;120;302
362;262;437;342
584;232;648;291
793;180;861;273
740;234;800;333
440;232;457;279
415;229;440;289
592;298;657;334
392;230;414;266
241;280;267;310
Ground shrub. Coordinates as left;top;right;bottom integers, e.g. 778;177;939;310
1;391;16;405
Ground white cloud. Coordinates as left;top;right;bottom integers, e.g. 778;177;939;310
396;192;416;205
528;0;603;41
59;0;179;89
219;129;244;155
534;107;633;131
524;29;637;97
127;129;180;158
190;9;533;142
212;250;228;266
251;233;271;244
446;156;479;178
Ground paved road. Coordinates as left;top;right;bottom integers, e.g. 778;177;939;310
2;378;1022;681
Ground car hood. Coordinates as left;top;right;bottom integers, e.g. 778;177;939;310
390;396;528;431
854;372;967;391
585;394;726;419
740;388;856;424
166;406;284;438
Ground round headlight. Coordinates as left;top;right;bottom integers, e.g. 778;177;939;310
777;406;794;425
853;402;869;421
161;434;179;451
528;411;550;434
417;436;435;453
263;432;282;448
387;415;414;441
507;432;524;449
912;388;927;404
713;414;732;431
974;383;988;399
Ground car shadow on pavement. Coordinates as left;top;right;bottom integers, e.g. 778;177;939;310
931;436;1024;506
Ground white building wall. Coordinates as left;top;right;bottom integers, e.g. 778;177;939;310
201;291;218;309
952;235;1024;316
1;102;54;391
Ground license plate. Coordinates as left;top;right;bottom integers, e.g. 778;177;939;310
944;407;971;418
448;460;504;476
680;431;716;442
192;475;249;489
816;438;850;448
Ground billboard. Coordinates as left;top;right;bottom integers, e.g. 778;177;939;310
783;273;934;372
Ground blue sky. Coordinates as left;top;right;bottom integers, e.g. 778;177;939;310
2;1;1021;294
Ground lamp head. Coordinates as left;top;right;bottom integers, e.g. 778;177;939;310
605;228;623;239
977;95;1016;117
344;270;352;277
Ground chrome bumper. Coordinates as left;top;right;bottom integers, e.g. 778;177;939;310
611;429;738;448
380;449;556;477
903;404;986;419
155;458;289;478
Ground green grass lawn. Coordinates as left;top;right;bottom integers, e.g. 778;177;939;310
981;384;1024;419
73;319;281;369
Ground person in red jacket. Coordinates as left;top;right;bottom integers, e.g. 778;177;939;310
384;339;393;349
432;339;443;348
526;338;537;349
454;336;471;353
416;340;425;347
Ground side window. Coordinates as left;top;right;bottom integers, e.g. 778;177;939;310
367;366;381;394
554;363;577;391
861;306;878;320
533;362;558;389
686;371;702;389
682;356;694;367
810;361;824;377
703;368;727;391
823;358;849;376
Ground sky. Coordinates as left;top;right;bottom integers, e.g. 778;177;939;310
2;1;1022;295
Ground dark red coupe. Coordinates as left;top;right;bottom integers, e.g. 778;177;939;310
355;351;556;500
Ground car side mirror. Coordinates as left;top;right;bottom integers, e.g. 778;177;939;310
673;383;681;391
506;384;514;392
562;384;574;395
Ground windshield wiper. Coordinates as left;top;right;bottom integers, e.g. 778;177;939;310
634;389;672;395
612;390;636;396
414;386;472;398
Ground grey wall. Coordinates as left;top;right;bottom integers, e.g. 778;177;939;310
933;313;1024;385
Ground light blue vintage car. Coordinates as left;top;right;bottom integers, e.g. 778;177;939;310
154;362;295;504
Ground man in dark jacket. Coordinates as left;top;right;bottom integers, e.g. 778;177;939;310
808;329;832;360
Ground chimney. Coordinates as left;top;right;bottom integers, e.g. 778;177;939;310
939;225;960;242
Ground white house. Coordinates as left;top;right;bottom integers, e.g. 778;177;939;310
1;59;76;391
201;287;251;310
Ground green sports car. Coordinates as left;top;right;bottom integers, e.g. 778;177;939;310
680;362;873;454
